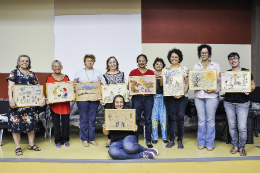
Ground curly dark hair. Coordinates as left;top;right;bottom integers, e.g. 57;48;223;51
167;48;183;64
197;44;212;59
227;52;240;60
16;55;31;69
106;56;119;72
153;57;166;69
112;95;126;109
136;54;148;63
84;54;96;65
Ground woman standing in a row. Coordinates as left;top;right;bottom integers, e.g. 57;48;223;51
7;55;45;156
163;48;189;149
129;54;154;148
193;44;221;151
74;54;102;147
101;56;125;147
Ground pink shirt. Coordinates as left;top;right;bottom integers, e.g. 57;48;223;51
193;61;221;98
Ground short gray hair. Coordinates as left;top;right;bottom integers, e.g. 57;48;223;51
51;60;63;68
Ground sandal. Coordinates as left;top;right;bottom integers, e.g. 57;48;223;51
239;149;247;156
198;146;204;150
83;141;89;147
230;147;238;154
89;141;99;146
15;148;23;156
28;145;41;151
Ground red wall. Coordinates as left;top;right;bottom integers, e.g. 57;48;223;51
142;0;251;44
0;72;52;99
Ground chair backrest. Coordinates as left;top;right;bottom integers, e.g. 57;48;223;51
249;86;260;102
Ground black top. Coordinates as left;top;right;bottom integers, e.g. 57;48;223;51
109;130;135;143
156;77;163;94
224;68;253;103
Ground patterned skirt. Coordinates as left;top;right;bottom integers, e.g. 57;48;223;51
8;107;38;133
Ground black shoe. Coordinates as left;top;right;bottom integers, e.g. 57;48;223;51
146;143;153;148
163;140;169;144
177;141;184;149
166;141;175;148
152;140;158;144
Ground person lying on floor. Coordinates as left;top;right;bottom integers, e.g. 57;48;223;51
102;95;158;160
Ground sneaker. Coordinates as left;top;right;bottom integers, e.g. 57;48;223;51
239;149;247;156
56;143;61;148
151;140;158;144
142;151;155;160
64;142;70;147
177;141;184;149
166;141;175;148
146;143;153;148
163;140;169;144
147;148;159;155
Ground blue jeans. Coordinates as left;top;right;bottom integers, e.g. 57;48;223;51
164;96;188;141
224;101;249;149
195;97;219;148
108;135;146;160
77;101;99;141
151;94;167;140
132;95;154;143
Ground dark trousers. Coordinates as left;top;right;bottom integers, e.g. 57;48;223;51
132;95;154;143
77;101;99;141
164;96;188;142
104;103;113;140
51;110;70;144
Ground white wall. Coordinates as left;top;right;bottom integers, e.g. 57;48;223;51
54;14;142;80
0;0;54;73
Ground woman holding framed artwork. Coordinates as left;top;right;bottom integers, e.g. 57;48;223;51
161;48;189;149
102;95;158;160
151;57;168;144
129;54;154;148
74;54;102;147
100;56;126;147
193;44;221;151
223;52;255;156
46;60;72;148
7;55;45;156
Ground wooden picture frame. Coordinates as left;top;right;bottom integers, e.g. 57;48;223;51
13;85;43;107
162;68;184;96
105;109;136;131
189;69;218;90
46;81;75;103
101;83;129;103
128;75;156;95
221;71;251;92
75;81;102;101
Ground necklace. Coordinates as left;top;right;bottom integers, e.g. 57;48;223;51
201;61;210;66
19;68;29;77
85;68;94;82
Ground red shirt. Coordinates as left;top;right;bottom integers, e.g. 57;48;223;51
46;75;71;115
129;68;154;96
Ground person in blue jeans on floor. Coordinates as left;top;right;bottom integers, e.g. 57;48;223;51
223;52;255;156
102;95;158;160
151;57;168;144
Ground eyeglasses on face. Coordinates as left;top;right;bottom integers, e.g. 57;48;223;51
200;52;209;55
229;57;239;61
138;60;146;62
